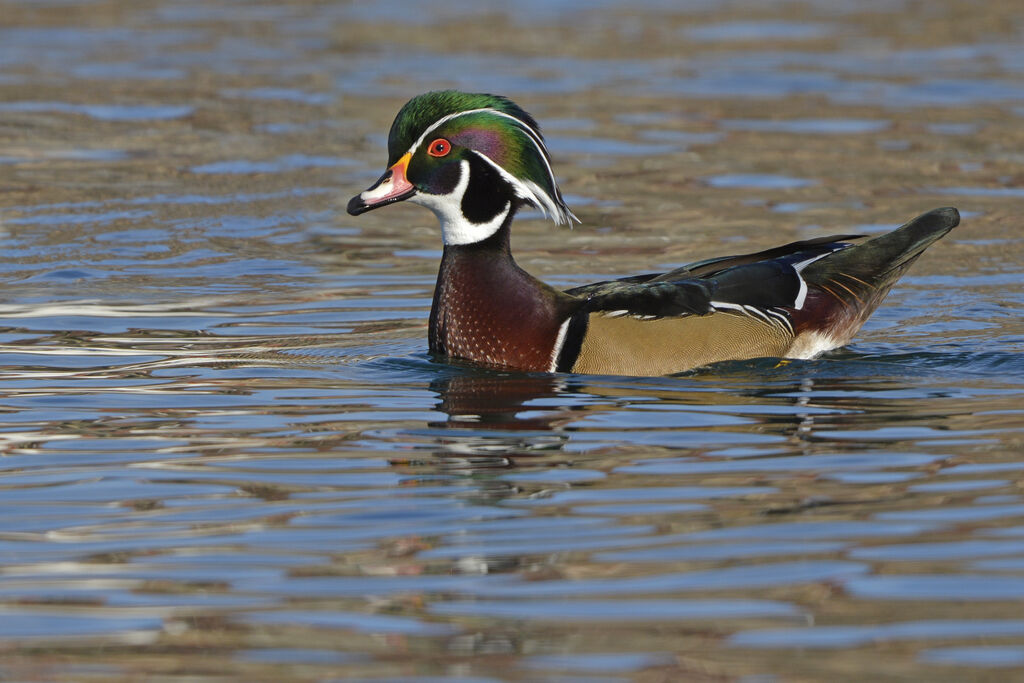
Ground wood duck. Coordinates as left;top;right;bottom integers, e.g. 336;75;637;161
347;90;960;376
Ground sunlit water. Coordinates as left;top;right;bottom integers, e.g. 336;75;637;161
1;0;1023;680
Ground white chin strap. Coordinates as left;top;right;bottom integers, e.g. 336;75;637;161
410;159;510;246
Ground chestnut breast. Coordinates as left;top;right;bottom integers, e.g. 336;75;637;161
430;251;569;372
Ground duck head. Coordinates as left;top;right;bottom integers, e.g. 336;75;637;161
347;90;576;245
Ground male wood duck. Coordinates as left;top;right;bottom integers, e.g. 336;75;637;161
348;90;960;376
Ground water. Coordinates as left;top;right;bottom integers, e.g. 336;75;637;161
1;0;1023;680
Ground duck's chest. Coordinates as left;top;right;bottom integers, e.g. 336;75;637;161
429;256;568;372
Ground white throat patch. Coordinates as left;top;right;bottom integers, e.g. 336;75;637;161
410;159;510;246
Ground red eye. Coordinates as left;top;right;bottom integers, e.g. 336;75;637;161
427;138;451;157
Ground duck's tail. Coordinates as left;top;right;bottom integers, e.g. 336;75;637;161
793;207;960;347
805;206;959;290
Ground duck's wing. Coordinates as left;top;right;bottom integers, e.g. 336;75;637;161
565;236;860;319
652;234;864;281
567;277;715;318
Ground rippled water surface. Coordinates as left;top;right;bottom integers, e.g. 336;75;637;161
2;0;1024;680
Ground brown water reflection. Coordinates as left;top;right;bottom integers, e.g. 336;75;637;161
2;0;1024;680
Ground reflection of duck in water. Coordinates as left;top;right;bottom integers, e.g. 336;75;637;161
431;372;570;431
418;373;574;485
349;91;959;376
427;368;836;454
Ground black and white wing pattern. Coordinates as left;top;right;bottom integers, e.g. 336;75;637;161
565;235;861;324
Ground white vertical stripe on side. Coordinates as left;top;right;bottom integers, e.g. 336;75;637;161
548;317;572;373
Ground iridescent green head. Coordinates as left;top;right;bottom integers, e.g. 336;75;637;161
347;90;577;245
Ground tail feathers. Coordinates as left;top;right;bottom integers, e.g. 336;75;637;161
803;207;959;304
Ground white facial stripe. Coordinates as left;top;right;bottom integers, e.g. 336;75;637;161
526;179;578;225
410;108;542;162
409;159;509;246
468;151;563;224
405;107;576;225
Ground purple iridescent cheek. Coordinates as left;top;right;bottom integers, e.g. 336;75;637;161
451;129;507;165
